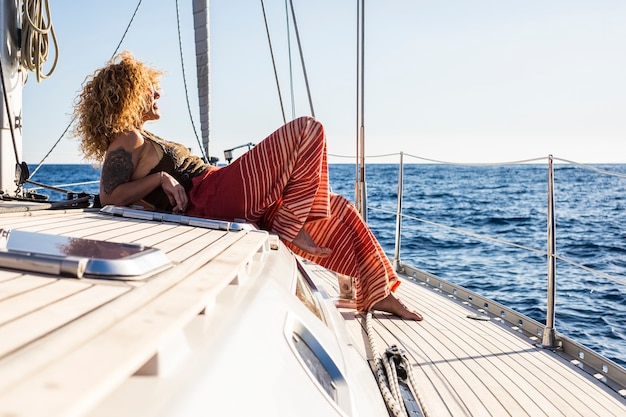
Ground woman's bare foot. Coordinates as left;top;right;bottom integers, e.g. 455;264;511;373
372;294;423;321
291;227;332;258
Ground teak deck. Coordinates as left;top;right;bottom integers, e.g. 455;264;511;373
310;262;626;417
0;207;624;416
0;208;269;417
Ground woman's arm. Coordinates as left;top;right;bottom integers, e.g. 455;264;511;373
99;139;188;212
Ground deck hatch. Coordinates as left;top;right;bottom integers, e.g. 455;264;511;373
0;229;171;279
100;205;254;231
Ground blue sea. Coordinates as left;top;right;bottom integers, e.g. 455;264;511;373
26;163;626;368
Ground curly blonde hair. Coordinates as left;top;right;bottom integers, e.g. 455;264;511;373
73;51;163;161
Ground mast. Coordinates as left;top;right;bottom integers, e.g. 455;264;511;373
355;0;367;220
0;0;24;194
193;0;210;162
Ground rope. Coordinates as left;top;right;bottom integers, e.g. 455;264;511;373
365;311;429;417
365;311;408;417
21;0;59;82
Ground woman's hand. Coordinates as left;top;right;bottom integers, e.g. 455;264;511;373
160;172;188;213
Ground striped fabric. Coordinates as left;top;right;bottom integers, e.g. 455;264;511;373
283;194;400;312
187;116;399;312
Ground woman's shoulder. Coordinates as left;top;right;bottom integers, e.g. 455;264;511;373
109;129;145;151
142;130;165;143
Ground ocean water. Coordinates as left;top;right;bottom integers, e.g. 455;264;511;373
25;163;626;367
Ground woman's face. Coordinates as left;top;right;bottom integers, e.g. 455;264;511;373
142;84;161;122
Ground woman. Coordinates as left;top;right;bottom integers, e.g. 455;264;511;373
74;51;422;321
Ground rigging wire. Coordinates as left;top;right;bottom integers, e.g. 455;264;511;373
29;122;73;178
21;0;59;82
109;0;143;61
287;0;315;117
284;0;296;120
260;0;287;124
30;0;144;179
175;0;207;162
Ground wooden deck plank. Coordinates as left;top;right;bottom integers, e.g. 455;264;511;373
0;211;250;394
0;283;129;359
403;284;626;416
400;281;625;416
0;210;96;231
396;287;591;416
68;217;165;239
375;317;496;416
396;321;538;416
449;317;619;416
0;270;24;283
156;228;224;261
0;276;58;302
90;221;183;243
120;224;190;247
31;215;151;237
0;209;231;264
381;310;559;416
0;228;269;417
0;280;91;327
309;262;626;417
380;315;533;416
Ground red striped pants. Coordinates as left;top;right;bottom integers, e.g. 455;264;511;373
187;116;399;311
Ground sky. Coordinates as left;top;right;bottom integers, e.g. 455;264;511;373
19;0;626;166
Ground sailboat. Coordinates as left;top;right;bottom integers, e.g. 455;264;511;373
0;1;624;416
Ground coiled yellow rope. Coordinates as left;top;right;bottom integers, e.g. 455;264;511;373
21;0;58;82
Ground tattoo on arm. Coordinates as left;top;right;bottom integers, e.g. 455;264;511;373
102;147;134;194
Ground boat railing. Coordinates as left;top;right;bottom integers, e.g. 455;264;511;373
336;151;626;393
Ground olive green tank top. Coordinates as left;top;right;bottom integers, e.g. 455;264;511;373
141;131;210;211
